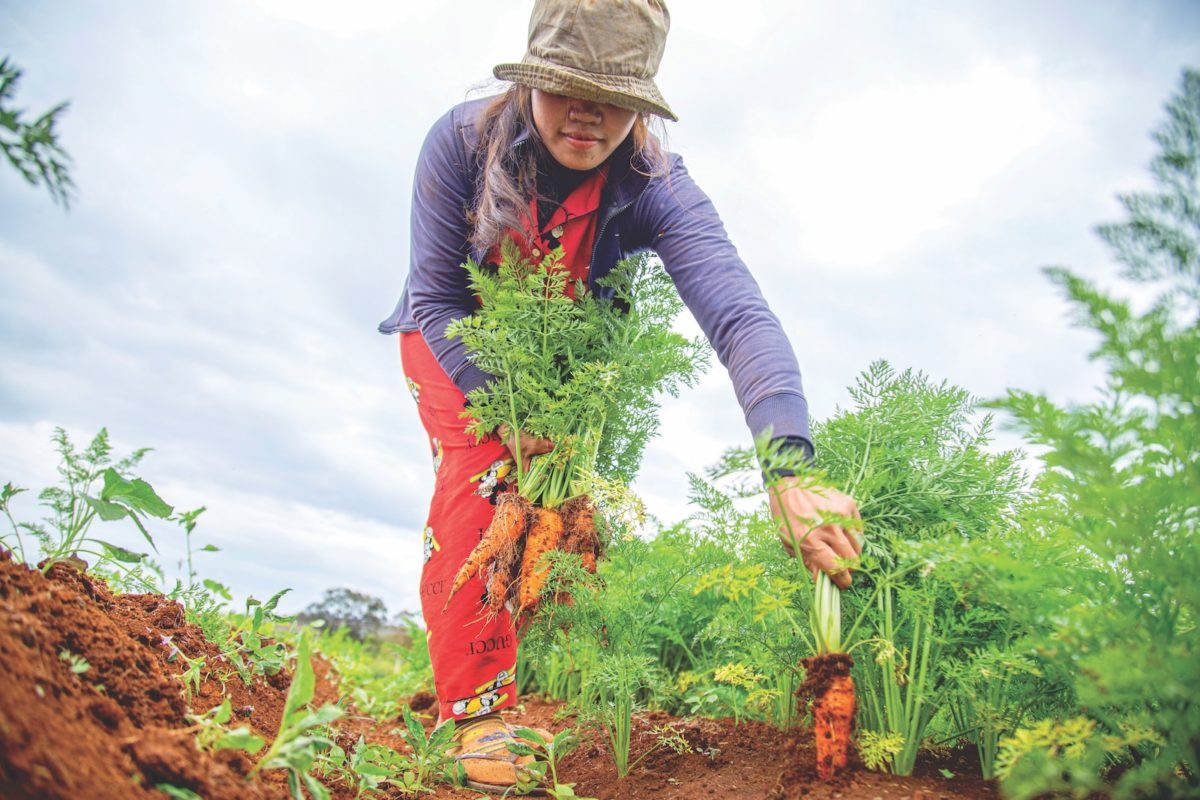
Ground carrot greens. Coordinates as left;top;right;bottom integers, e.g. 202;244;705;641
446;240;708;507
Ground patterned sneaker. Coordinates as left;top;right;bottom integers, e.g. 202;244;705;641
447;713;541;793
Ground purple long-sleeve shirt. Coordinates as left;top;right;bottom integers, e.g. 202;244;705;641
379;97;812;448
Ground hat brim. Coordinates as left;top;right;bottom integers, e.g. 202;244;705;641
494;55;677;122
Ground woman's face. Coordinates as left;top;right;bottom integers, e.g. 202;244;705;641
531;89;639;171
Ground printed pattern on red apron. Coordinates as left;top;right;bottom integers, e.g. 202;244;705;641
401;165;608;723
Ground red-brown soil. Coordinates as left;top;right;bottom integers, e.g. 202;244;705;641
0;550;999;799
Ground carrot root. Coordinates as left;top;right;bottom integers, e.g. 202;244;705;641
443;492;530;612
799;653;856;780
561;495;600;573
517;506;565;615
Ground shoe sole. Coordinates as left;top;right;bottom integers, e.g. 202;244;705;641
465;778;548;796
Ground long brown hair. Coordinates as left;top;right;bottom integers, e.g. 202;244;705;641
468;84;668;256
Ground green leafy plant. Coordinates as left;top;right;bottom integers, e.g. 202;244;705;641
162;639;205;704
705;362;1026;777
317;734;416;799
447;243;708;507
230;589;293;679
248;632;345;800
0;56;73;207
522;522;707;778
167;506;221;612
969;68;1200;799
187;698;266;755
58;648;90;674
316;621;433;723
858;730;905;772
392;705;463;796
507;726;598;799
2;428;174;579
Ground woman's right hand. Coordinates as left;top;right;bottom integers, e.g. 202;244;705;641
496;423;554;473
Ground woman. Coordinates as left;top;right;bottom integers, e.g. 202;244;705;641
377;0;862;790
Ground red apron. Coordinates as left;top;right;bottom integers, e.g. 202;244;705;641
399;166;607;722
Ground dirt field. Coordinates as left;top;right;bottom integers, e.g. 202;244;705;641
0;551;997;800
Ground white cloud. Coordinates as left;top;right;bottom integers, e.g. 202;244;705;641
749;57;1065;270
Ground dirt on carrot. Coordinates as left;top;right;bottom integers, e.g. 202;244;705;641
444;492;531;610
561;494;601;573
798;653;856;781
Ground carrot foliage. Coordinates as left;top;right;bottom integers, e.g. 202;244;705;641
447;241;709;507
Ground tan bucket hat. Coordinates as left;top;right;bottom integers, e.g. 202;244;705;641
494;0;677;121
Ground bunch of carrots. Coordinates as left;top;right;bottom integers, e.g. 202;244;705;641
443;242;708;623
443;492;602;621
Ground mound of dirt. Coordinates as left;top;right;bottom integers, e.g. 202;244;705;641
0;550;281;799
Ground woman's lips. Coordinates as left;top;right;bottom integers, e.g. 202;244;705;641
563;131;601;150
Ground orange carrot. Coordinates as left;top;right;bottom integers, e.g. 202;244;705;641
487;544;521;615
814;673;855;779
486;566;507;615
561;495;600;572
517;506;565;614
444;493;530;611
800;653;856;780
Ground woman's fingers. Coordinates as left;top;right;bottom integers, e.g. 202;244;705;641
807;538;853;589
848;504;864;555
497;425;555;467
829;526;860;565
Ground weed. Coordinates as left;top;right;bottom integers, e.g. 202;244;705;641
58;648;90;675
248;632;344;800
392;705;463;796
506;726;597;799
187;698;265;755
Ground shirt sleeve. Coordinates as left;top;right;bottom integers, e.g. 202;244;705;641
405;106;496;396
635;155;812;443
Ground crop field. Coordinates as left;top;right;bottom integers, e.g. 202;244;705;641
0;57;1197;800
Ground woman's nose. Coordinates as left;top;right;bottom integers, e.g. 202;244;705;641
567;99;601;122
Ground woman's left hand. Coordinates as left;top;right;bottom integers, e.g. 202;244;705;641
768;477;863;589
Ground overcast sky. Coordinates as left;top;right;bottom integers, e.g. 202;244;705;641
1;1;1196;617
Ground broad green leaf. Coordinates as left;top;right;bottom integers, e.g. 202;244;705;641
401;705;427;747
301;772;330;800
216;728;265;754
262;587;292;615
202;579;232;600
506;741;537;758
356;762;391;777
282;632;315;722
100;468;173;517
513;726;546;746
125;512;160;553
200;544;220;552
94;539;146;563
212;699;233;724
286;771;303;800
84;495;128;522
